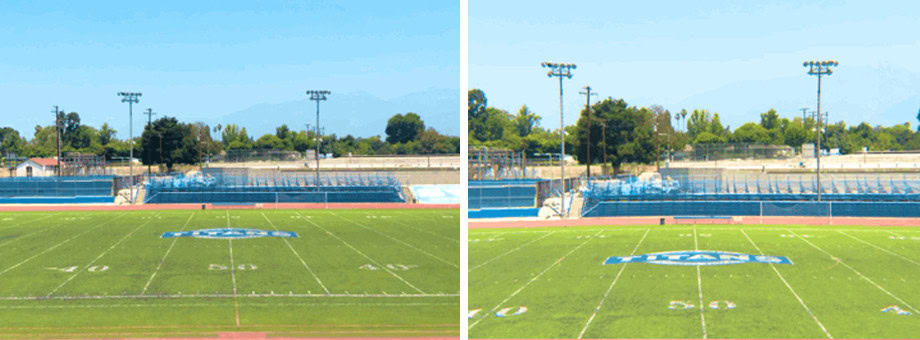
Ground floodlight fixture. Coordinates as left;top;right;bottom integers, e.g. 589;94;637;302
541;61;576;218
802;59;838;201
118;91;142;204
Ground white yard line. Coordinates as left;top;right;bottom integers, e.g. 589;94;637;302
470;231;556;271
469;230;603;330
385;212;459;243
740;229;832;339
225;211;241;327
327;211;458;269
577;229;650;339
0;292;458;301
0;212;62;231
837;230;920;267
261;212;330;294
296;211;426;294
0;301;458;310
694;227;707;339
0;213;75;249
0;212;128;278
141;212;196;294
787;228;920;314
46;213;156;297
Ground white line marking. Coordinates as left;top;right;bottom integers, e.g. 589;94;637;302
0;213;74;249
469;230;602;330
47;214;156;297
226;211;240;327
0;301;458;310
694;227;707;339
577;229;650;339
261;212;330;294
0;212;61;231
787;228;920;315
296;211;425;294
0;292;459;301
837;230;920;267
388;211;460;243
0;212;128;278
470;231;556;271
741;229;832;338
142;212;195;294
327;211;458;269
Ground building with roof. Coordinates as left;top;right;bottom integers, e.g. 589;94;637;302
14;158;61;177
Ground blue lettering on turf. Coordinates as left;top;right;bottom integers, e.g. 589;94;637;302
604;250;791;266
161;228;297;239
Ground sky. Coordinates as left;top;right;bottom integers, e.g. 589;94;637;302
470;0;920;131
0;1;459;139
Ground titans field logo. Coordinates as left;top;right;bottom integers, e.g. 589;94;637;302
604;250;791;266
161;228;298;239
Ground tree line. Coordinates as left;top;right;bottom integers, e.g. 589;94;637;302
469;88;920;172
1;111;459;172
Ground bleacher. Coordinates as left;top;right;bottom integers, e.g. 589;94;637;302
468;178;546;218
0;176;114;204
581;174;920;218
144;172;405;204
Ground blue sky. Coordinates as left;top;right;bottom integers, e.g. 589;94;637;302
0;1;459;139
471;0;920;131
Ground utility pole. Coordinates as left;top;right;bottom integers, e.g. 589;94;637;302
52;106;62;176
144;108;156;175
306;90;330;189
800;107;809;124
803;60;838;201
579;86;597;178
118;92;141;204
541;62;575;218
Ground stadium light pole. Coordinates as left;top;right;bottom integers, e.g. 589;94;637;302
579;86;597;178
542;62;575;218
118;92;141;204
144;108;156;175
306;90;330;189
803;60;837;201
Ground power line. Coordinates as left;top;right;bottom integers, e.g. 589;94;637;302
578;86;597;178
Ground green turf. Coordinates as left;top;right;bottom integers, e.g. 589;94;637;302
0;208;459;338
470;224;920;339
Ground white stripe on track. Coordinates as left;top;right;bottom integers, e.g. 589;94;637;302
469;230;602;330
577;228;649;339
296;212;426;294
261;212;330;294
741;229;832;338
788;228;920;315
327;211;458;268
470;231;556;271
141;212;195;294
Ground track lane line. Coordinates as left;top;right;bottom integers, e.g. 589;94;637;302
469;230;603;330
741;229;832;339
577;228;650;339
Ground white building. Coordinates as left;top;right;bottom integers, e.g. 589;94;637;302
14;158;61;177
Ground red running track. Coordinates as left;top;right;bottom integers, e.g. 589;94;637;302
0;203;458;212
469;215;920;229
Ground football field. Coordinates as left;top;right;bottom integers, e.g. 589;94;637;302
470;224;920;339
0;208;459;338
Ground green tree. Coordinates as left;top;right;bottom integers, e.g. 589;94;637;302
98;123;117;145
140;117;194;172
385;113;425;144
760;109;780;130
512;105;540;137
574;98;656;171
730;123;771;143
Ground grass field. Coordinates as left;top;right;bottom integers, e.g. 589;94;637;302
470;224;920;339
0;208;459;338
